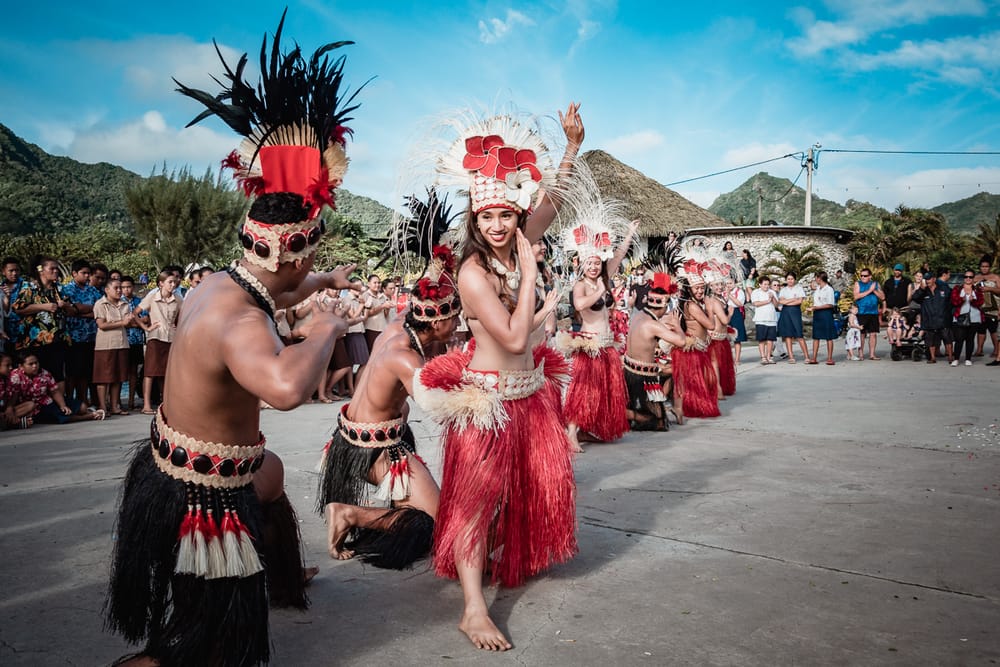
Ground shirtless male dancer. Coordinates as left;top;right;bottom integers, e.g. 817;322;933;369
106;15;363;666
623;279;687;430
319;247;460;568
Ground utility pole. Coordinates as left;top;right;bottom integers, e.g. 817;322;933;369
803;143;820;226
756;186;763;225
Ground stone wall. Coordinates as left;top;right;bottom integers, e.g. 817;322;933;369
652;226;853;282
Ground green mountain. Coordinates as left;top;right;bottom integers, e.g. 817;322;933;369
0;123;394;238
0;123;142;234
707;172;885;228
930;192;1000;235
708;171;999;234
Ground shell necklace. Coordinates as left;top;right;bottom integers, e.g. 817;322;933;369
490;255;522;290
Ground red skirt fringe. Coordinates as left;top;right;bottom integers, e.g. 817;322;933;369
563;346;629;441
670;347;720;418
709;338;736;396
427;346;577;588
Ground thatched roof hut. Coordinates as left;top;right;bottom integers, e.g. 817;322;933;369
582;150;729;237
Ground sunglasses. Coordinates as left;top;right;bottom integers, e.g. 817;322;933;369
239;220;326;259
964;275;975;279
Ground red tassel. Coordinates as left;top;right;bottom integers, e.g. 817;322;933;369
175;504;196;574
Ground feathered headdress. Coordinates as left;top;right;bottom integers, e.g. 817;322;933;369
434;110;560;215
174;9;368;271
380;188;460;323
675;235;738;290
643;239;684;308
554;157;630;263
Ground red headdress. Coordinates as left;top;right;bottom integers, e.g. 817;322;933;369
174;10;368;272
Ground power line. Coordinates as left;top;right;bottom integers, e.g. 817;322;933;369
759;166;806;203
664;153;801;187
823;149;1000;156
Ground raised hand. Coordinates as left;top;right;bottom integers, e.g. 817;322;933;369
325;264;357;291
557;102;584;148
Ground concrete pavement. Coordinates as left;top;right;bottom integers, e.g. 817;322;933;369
1;347;998;666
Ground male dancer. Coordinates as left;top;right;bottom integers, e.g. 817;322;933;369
319;245;459;568
106;14;362;666
623;274;686;430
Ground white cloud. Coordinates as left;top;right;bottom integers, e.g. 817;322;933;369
478;9;535;44
602;130;665;158
568;20;601;58
786;0;990;57
66;113;236;174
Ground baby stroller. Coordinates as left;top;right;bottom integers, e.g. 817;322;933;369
890;308;927;361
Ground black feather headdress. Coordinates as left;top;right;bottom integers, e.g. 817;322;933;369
173;9;369;271
376;187;459;274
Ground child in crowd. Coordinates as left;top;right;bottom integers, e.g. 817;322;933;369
904;313;923;340
1;352;36;429
93;278;135;415
10;353;105;423
885;307;905;346
138;271;180;415
120;276;146;411
845;304;862;361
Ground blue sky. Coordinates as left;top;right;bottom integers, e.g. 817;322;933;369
3;0;999;216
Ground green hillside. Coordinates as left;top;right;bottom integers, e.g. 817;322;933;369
0;123;394;238
707;172;884;228
930;192;1000;235
0;123;141;234
708;171;998;235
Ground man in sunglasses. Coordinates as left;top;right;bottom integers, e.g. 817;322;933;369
319;247;460;569
853;268;885;360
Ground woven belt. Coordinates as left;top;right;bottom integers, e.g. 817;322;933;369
462;361;546;400
151;407;265;489
623;354;661;376
337;404;406;448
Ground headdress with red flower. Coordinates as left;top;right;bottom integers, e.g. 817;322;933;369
174;9;368;272
435;111;559;216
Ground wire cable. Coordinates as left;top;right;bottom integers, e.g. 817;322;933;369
823;149;1000;156
663;153;801;187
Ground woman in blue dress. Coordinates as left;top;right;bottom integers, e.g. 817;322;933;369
807;271;838;364
777;271;810;363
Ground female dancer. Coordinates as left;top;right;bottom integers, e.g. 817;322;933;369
560;219;638;450
415;103;583;651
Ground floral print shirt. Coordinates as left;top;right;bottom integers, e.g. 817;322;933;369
60;281;101;343
11;280;71;351
9;367;56;415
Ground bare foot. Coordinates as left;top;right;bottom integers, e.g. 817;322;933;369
303;566;319;584
115;655;160;666
566;424;583;453
459;609;512;651
324;503;355;560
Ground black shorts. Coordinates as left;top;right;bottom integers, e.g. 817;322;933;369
858;313;880;334
755;324;777;341
66;340;96;379
924;328;953;347
980;314;998;334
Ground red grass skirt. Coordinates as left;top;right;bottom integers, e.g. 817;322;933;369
709;338;736;396
420;346;577;588
563;346;629;441
671;346;720;418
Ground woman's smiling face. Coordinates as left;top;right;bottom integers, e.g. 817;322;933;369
476;207;519;251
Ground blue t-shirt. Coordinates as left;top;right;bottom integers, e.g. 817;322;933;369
60;282;101;343
855;279;880;315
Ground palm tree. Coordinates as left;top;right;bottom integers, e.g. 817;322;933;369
971;213;1000;264
848;217;923;274
759;242;826;279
